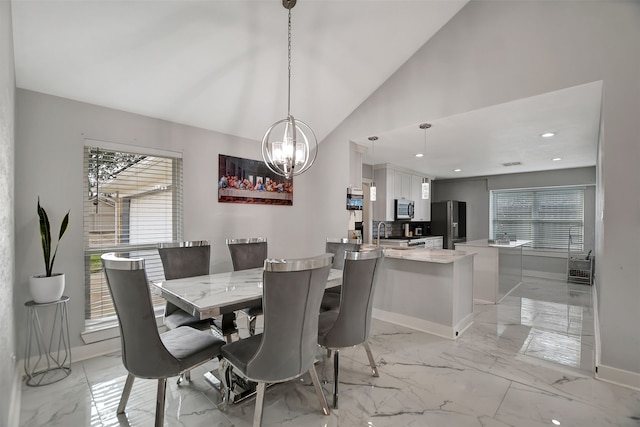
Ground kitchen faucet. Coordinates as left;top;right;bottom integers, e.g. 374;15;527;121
377;222;387;247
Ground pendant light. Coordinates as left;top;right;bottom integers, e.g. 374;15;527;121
369;136;378;201
419;123;431;200
261;0;317;179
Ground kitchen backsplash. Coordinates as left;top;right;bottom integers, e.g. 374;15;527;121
373;221;430;238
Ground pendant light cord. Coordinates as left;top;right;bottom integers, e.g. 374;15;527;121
287;7;292;116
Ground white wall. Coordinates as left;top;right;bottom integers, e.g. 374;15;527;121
1;1;19;425
324;1;640;387
433;167;596;279
11;0;640;391
14;89;336;358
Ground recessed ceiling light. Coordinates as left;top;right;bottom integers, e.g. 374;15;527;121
454;168;462;172
415;153;424;158
541;132;555;138
552;157;562;161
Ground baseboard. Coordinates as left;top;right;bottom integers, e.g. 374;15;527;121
8;363;21;427
592;279;601;371
596;364;640;391
592;279;640;391
373;308;472;340
71;336;122;362
18;336;122;380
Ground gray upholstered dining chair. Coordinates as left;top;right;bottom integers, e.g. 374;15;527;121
317;248;384;408
101;253;225;427
226;237;267;335
320;238;362;312
158;241;237;344
219;253;333;427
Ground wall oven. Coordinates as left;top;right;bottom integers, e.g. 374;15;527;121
394;199;414;220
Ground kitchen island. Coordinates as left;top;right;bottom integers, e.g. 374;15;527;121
455;239;530;304
364;246;476;340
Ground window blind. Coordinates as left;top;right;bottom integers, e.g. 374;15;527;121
83;145;183;322
490;188;584;251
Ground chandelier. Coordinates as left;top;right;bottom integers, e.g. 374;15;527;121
261;0;317;179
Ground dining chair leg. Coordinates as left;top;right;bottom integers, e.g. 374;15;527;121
308;366;330;415
117;373;135;414
333;349;340;409
248;315;257;336
155;378;167;427
253;382;266;427
363;341;379;377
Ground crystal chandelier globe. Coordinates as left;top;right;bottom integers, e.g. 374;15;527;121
261;0;317;179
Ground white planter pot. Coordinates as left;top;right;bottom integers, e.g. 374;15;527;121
29;273;65;304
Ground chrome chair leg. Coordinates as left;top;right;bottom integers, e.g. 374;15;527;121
155;378;166;427
253;382;266;427
177;369;192;386
308;366;330;415
248;315;257;336
117;373;135;414
333;350;340;409
363;341;379;377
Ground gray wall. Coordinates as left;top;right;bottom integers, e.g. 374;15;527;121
322;1;640;386
433;167;596;278
1;1;19;426
14;89;338;360
9;0;640;392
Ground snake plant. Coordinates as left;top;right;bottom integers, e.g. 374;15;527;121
37;197;70;277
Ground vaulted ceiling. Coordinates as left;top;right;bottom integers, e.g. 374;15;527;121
11;0;599;179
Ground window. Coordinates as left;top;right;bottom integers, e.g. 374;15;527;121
490;187;584;251
83;143;183;324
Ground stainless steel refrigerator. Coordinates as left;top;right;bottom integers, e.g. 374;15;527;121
430;200;467;249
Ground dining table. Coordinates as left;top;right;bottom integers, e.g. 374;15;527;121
151;266;344;404
152;266;344;320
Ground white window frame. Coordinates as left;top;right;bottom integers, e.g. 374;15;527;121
490;186;585;252
82;140;183;336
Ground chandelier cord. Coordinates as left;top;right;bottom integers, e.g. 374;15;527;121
287;6;292;116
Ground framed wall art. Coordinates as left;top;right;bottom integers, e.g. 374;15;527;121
218;154;293;205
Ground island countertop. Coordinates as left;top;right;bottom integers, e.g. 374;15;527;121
459;239;531;249
361;245;476;264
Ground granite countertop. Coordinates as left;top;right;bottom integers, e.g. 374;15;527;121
361;245;476;264
457;239;531;248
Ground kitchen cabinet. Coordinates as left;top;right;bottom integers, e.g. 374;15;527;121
394;170;412;199
373;164;432;221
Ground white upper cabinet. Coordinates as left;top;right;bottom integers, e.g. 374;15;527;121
373;164;432;222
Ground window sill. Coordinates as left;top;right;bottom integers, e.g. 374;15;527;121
522;250;568;259
81;310;165;345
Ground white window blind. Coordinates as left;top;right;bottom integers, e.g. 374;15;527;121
490;187;584;251
83;145;183;322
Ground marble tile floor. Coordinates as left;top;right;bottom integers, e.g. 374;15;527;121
20;277;640;426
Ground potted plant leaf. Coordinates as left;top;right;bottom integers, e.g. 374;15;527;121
29;197;70;303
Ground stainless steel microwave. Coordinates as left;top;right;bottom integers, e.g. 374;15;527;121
394;199;415;220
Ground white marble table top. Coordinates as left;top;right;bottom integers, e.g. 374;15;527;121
458;239;531;248
152;267;343;319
